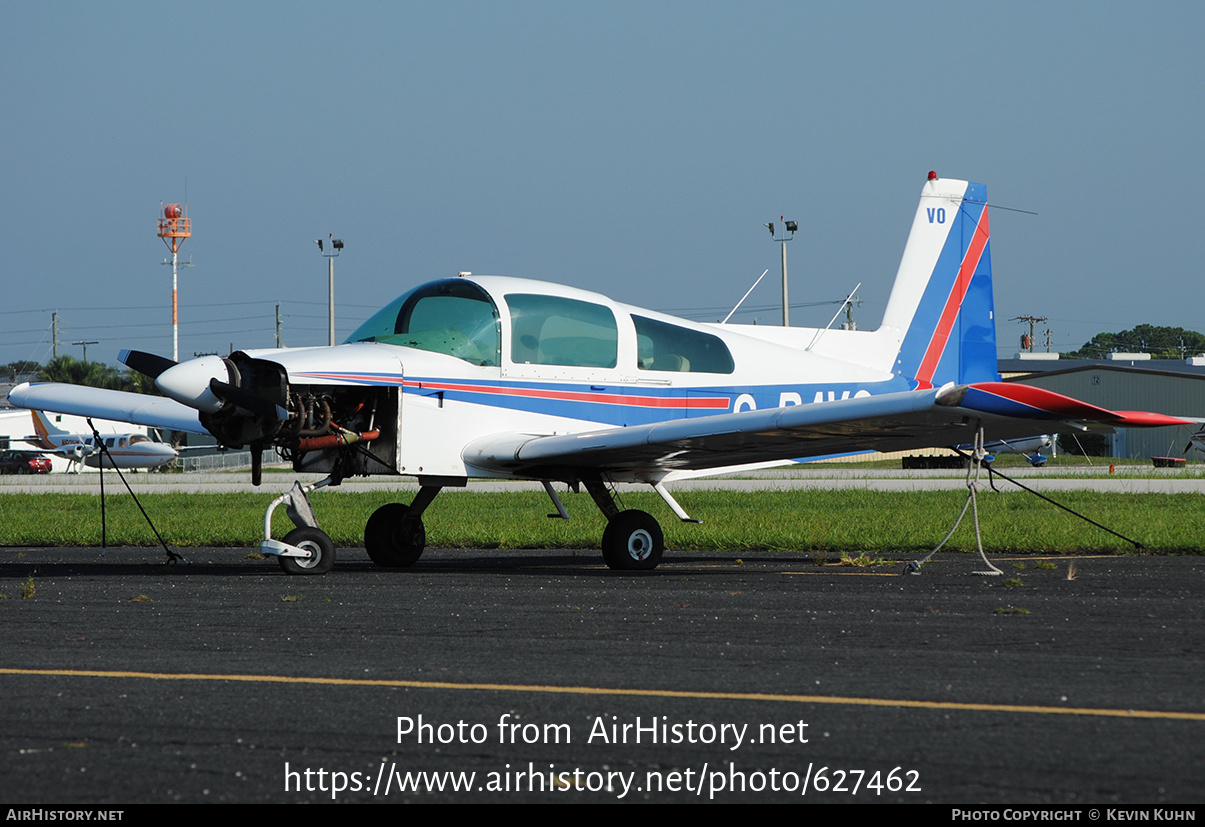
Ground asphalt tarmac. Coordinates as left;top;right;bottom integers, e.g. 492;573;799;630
1;544;1201;805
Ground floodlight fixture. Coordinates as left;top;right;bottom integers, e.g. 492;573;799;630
765;215;798;326
316;234;345;345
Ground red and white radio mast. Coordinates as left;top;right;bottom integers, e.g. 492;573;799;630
157;203;192;361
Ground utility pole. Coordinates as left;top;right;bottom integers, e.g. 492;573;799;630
72;340;99;363
765;217;798;326
52;312;59;360
276;304;282;348
1011;315;1047;352
843;291;862;331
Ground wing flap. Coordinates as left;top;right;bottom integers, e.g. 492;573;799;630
8;383;209;436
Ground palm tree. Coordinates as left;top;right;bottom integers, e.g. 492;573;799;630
38;356;145;392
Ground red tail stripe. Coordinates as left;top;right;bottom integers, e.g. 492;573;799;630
914;207;990;389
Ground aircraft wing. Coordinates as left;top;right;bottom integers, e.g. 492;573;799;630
9;444;93;457
7;383;208;436
463;382;1191;480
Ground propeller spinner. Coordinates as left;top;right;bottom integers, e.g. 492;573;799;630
153;355;236;413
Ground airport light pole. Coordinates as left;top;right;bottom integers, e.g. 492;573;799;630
765;217;798;326
315;235;344;346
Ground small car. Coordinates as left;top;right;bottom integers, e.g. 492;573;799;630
0;451;52;474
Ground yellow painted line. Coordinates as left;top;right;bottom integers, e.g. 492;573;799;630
2;668;1202;722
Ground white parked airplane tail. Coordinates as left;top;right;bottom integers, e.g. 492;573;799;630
29;410;66;448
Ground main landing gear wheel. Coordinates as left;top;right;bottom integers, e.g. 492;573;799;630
365;502;426;568
601;509;664;571
278;526;336;575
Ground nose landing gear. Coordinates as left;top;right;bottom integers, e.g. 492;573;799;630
261;479;338;575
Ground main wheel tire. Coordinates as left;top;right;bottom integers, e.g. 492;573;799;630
364;502;426;568
277;526;336;575
601;509;664;571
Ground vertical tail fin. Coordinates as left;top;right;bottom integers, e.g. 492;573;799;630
879;174;998;388
29;410;65;448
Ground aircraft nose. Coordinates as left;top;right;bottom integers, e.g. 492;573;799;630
155;355;232;413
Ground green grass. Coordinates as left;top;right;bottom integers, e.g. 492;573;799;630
1;489;1202;554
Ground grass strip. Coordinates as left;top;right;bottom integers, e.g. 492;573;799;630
1;489;1202;554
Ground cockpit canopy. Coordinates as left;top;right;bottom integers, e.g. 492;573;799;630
348;279;502;366
348;277;734;374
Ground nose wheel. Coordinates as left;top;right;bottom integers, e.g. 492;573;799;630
277;526;336;575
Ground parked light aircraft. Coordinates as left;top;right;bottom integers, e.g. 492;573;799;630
18;410;178;471
980;435;1053;467
8;173;1188;574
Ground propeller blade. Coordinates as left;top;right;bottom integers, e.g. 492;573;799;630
208;379;288;422
120;349;177;379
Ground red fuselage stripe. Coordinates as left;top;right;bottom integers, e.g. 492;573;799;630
296;373;732;410
415;380;732;409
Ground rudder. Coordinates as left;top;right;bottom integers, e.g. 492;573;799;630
29;410;65;449
879;174;998;389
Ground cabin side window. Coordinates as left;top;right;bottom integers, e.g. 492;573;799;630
506;294;618;368
347;279;501;366
633;315;735;374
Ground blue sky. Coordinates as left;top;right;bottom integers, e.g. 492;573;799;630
3;2;1202;367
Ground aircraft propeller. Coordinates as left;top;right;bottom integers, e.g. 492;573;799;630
208;378;289;421
122;347;288;441
119;349;178;380
121;349;292;464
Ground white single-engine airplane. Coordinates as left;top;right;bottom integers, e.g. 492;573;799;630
980;435;1053;467
8;173;1187;574
17;410;179;471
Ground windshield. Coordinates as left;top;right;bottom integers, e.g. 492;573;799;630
347;279;501;366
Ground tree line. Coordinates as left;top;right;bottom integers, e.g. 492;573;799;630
1062;325;1205;360
2;356;156;394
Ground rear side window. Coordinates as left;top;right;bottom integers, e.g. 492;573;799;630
507;294;618;368
633;315;734;373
